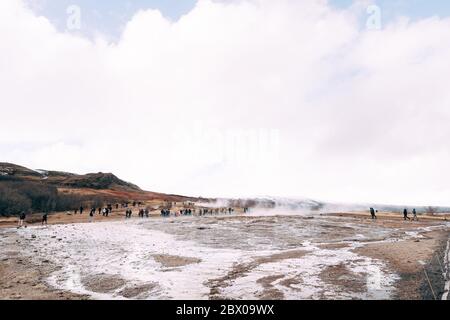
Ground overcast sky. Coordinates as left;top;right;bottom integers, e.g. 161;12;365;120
1;0;450;206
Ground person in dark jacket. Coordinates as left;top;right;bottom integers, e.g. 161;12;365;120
42;212;48;226
370;208;377;220
403;208;410;221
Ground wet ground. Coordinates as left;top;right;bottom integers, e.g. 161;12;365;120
0;213;449;300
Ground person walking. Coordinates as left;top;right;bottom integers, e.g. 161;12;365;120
403;208;410;221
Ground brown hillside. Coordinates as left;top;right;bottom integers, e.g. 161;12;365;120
0;162;201;205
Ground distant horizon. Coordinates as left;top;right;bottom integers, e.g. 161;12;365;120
2;161;449;209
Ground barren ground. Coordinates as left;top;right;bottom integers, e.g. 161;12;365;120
1;211;449;300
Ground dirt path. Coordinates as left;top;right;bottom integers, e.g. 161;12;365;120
0;209;154;229
354;229;449;299
327;212;450;223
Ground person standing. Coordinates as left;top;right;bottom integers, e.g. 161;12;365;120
370;208;377;220
42;212;48;226
79;206;84;215
89;209;94;222
18;212;26;228
412;208;418;221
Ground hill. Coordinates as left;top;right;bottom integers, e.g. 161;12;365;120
0;163;141;191
0;162;199;216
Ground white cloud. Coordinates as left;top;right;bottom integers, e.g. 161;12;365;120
1;0;450;206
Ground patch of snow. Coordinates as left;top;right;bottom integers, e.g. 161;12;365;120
11;216;405;300
221;242;398;300
34;169;49;179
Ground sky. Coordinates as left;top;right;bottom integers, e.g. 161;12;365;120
1;0;450;206
23;0;198;39
23;0;450;38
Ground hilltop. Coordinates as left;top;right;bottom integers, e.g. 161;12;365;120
0;163;141;191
